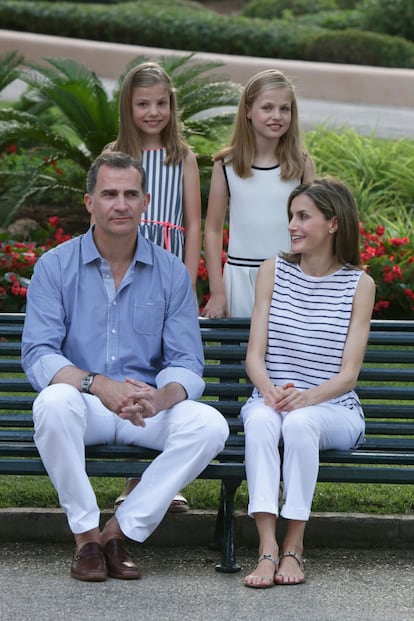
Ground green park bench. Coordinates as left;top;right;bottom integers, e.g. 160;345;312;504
0;313;413;572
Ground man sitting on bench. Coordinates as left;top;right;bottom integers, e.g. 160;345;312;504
21;152;229;582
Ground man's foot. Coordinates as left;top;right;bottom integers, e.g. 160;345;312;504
70;542;107;582
244;554;279;589
274;551;305;585
103;538;141;580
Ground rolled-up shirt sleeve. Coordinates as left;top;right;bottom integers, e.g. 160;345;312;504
156;366;205;401
25;353;74;393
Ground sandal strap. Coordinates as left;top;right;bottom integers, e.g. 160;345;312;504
279;551;304;571
257;553;279;568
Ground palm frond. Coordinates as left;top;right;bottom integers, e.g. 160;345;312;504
0;51;25;93
0;109;90;169
18;58;118;156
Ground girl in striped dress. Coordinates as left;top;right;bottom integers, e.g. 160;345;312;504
109;61;202;512
242;177;375;588
109;60;201;295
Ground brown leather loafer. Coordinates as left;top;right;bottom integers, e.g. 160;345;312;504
70;542;107;582
104;538;141;580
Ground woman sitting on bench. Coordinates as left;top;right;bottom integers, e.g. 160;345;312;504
242;177;375;588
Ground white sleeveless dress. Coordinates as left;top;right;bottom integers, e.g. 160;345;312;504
222;163;300;317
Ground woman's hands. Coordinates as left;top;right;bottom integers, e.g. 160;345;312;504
262;382;310;413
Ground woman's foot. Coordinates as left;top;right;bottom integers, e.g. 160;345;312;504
244;553;279;589
114;478;139;509
114;478;189;512
274;551;305;585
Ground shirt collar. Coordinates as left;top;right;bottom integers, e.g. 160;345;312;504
80;227;154;266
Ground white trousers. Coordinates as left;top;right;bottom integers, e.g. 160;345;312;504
33;383;229;541
240;397;365;521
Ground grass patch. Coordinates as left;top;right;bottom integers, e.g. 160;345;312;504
0;475;413;515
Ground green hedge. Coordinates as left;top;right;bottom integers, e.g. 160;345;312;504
1;1;414;68
359;0;414;43
294;9;362;31
243;0;338;18
302;28;414;66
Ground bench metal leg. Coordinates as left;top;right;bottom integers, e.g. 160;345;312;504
214;479;242;573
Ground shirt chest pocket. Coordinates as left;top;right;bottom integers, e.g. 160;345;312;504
133;304;165;336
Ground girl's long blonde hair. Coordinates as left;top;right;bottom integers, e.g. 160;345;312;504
215;69;306;180
111;61;189;166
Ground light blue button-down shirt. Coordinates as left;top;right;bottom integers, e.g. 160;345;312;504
22;228;205;399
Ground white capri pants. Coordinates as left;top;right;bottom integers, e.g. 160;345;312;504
240;397;365;521
33;383;229;541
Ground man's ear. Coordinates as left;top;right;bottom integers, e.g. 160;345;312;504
84;193;93;215
142;192;150;212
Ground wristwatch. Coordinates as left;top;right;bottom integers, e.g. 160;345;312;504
80;372;98;394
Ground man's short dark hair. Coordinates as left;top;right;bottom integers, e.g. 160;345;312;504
87;152;146;195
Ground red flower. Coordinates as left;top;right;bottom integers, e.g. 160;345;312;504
48;216;60;228
383;264;403;283
388;237;409;247
373;300;390;312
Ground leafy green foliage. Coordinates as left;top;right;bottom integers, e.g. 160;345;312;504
293;8;362;31
359;0;414;43
301;28;414;66
306;127;414;234
0;50;24;93
243;0;337;18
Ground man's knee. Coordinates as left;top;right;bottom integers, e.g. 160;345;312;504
178;401;229;448
33;383;85;430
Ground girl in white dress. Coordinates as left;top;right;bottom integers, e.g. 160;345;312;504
242;177;375;588
202;68;315;318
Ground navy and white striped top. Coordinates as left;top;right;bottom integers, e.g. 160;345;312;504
139;148;185;260
254;256;364;416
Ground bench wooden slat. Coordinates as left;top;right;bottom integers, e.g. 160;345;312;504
317;467;414;484
358;368;413;381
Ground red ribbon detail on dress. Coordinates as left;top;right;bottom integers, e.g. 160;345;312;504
141;219;185;251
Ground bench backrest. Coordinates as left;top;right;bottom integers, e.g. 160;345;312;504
0;314;413;446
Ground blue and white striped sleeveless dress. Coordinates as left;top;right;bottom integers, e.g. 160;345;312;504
139;148;185;260
253;256;364;416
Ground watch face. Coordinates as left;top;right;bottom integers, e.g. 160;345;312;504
82;373;95;393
